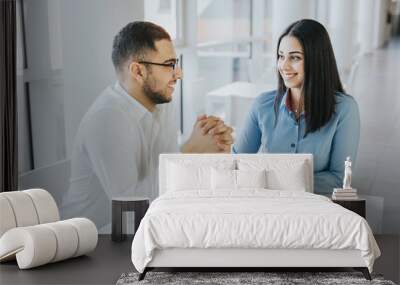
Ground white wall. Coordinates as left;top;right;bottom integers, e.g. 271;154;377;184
18;0;145;171
329;0;356;71
61;0;145;156
373;0;391;48
16;0;31;173
358;0;375;54
178;0;199;138
19;0;66;170
271;0;315;48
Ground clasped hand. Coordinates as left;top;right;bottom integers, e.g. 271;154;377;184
183;114;234;153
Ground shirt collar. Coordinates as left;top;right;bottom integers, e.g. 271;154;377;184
279;89;305;119
114;81;160;120
279;89;289;111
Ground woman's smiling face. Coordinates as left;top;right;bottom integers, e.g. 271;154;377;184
277;36;305;90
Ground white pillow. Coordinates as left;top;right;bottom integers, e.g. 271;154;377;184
211;168;236;190
211;169;268;190
236;169;267;188
267;164;307;191
167;162;211;191
238;159;309;191
166;159;235;191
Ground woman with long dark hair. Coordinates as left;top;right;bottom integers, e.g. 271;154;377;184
233;19;360;194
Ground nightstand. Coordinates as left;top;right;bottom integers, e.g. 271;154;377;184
331;198;366;218
111;197;149;242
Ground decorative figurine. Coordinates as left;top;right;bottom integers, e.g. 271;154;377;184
343;156;352;189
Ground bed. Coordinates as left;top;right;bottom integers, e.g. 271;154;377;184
131;154;380;280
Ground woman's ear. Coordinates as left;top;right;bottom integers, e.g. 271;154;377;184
128;61;146;84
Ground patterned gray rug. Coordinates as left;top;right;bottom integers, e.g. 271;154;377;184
116;271;396;285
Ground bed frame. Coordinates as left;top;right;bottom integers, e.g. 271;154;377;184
138;154;371;281
140;248;371;280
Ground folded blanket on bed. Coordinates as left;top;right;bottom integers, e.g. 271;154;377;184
131;190;380;273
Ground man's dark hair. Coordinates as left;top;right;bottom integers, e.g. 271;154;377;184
112;21;171;71
275;19;345;135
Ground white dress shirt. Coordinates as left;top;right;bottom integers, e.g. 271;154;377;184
61;82;178;230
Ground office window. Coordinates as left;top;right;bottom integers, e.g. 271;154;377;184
196;0;252;92
145;0;181;41
263;0;273;53
261;0;276;86
197;0;251;43
158;0;172;13
198;43;251;92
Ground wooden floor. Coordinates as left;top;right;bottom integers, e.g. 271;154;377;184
374;235;400;284
0;235;133;285
0;234;399;285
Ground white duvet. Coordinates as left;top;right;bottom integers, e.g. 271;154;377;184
131;190;380;273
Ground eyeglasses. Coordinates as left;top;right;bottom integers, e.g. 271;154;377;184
138;58;180;71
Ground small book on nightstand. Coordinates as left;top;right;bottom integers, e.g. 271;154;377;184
332;188;359;200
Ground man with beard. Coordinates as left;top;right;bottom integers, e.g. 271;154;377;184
61;21;234;232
